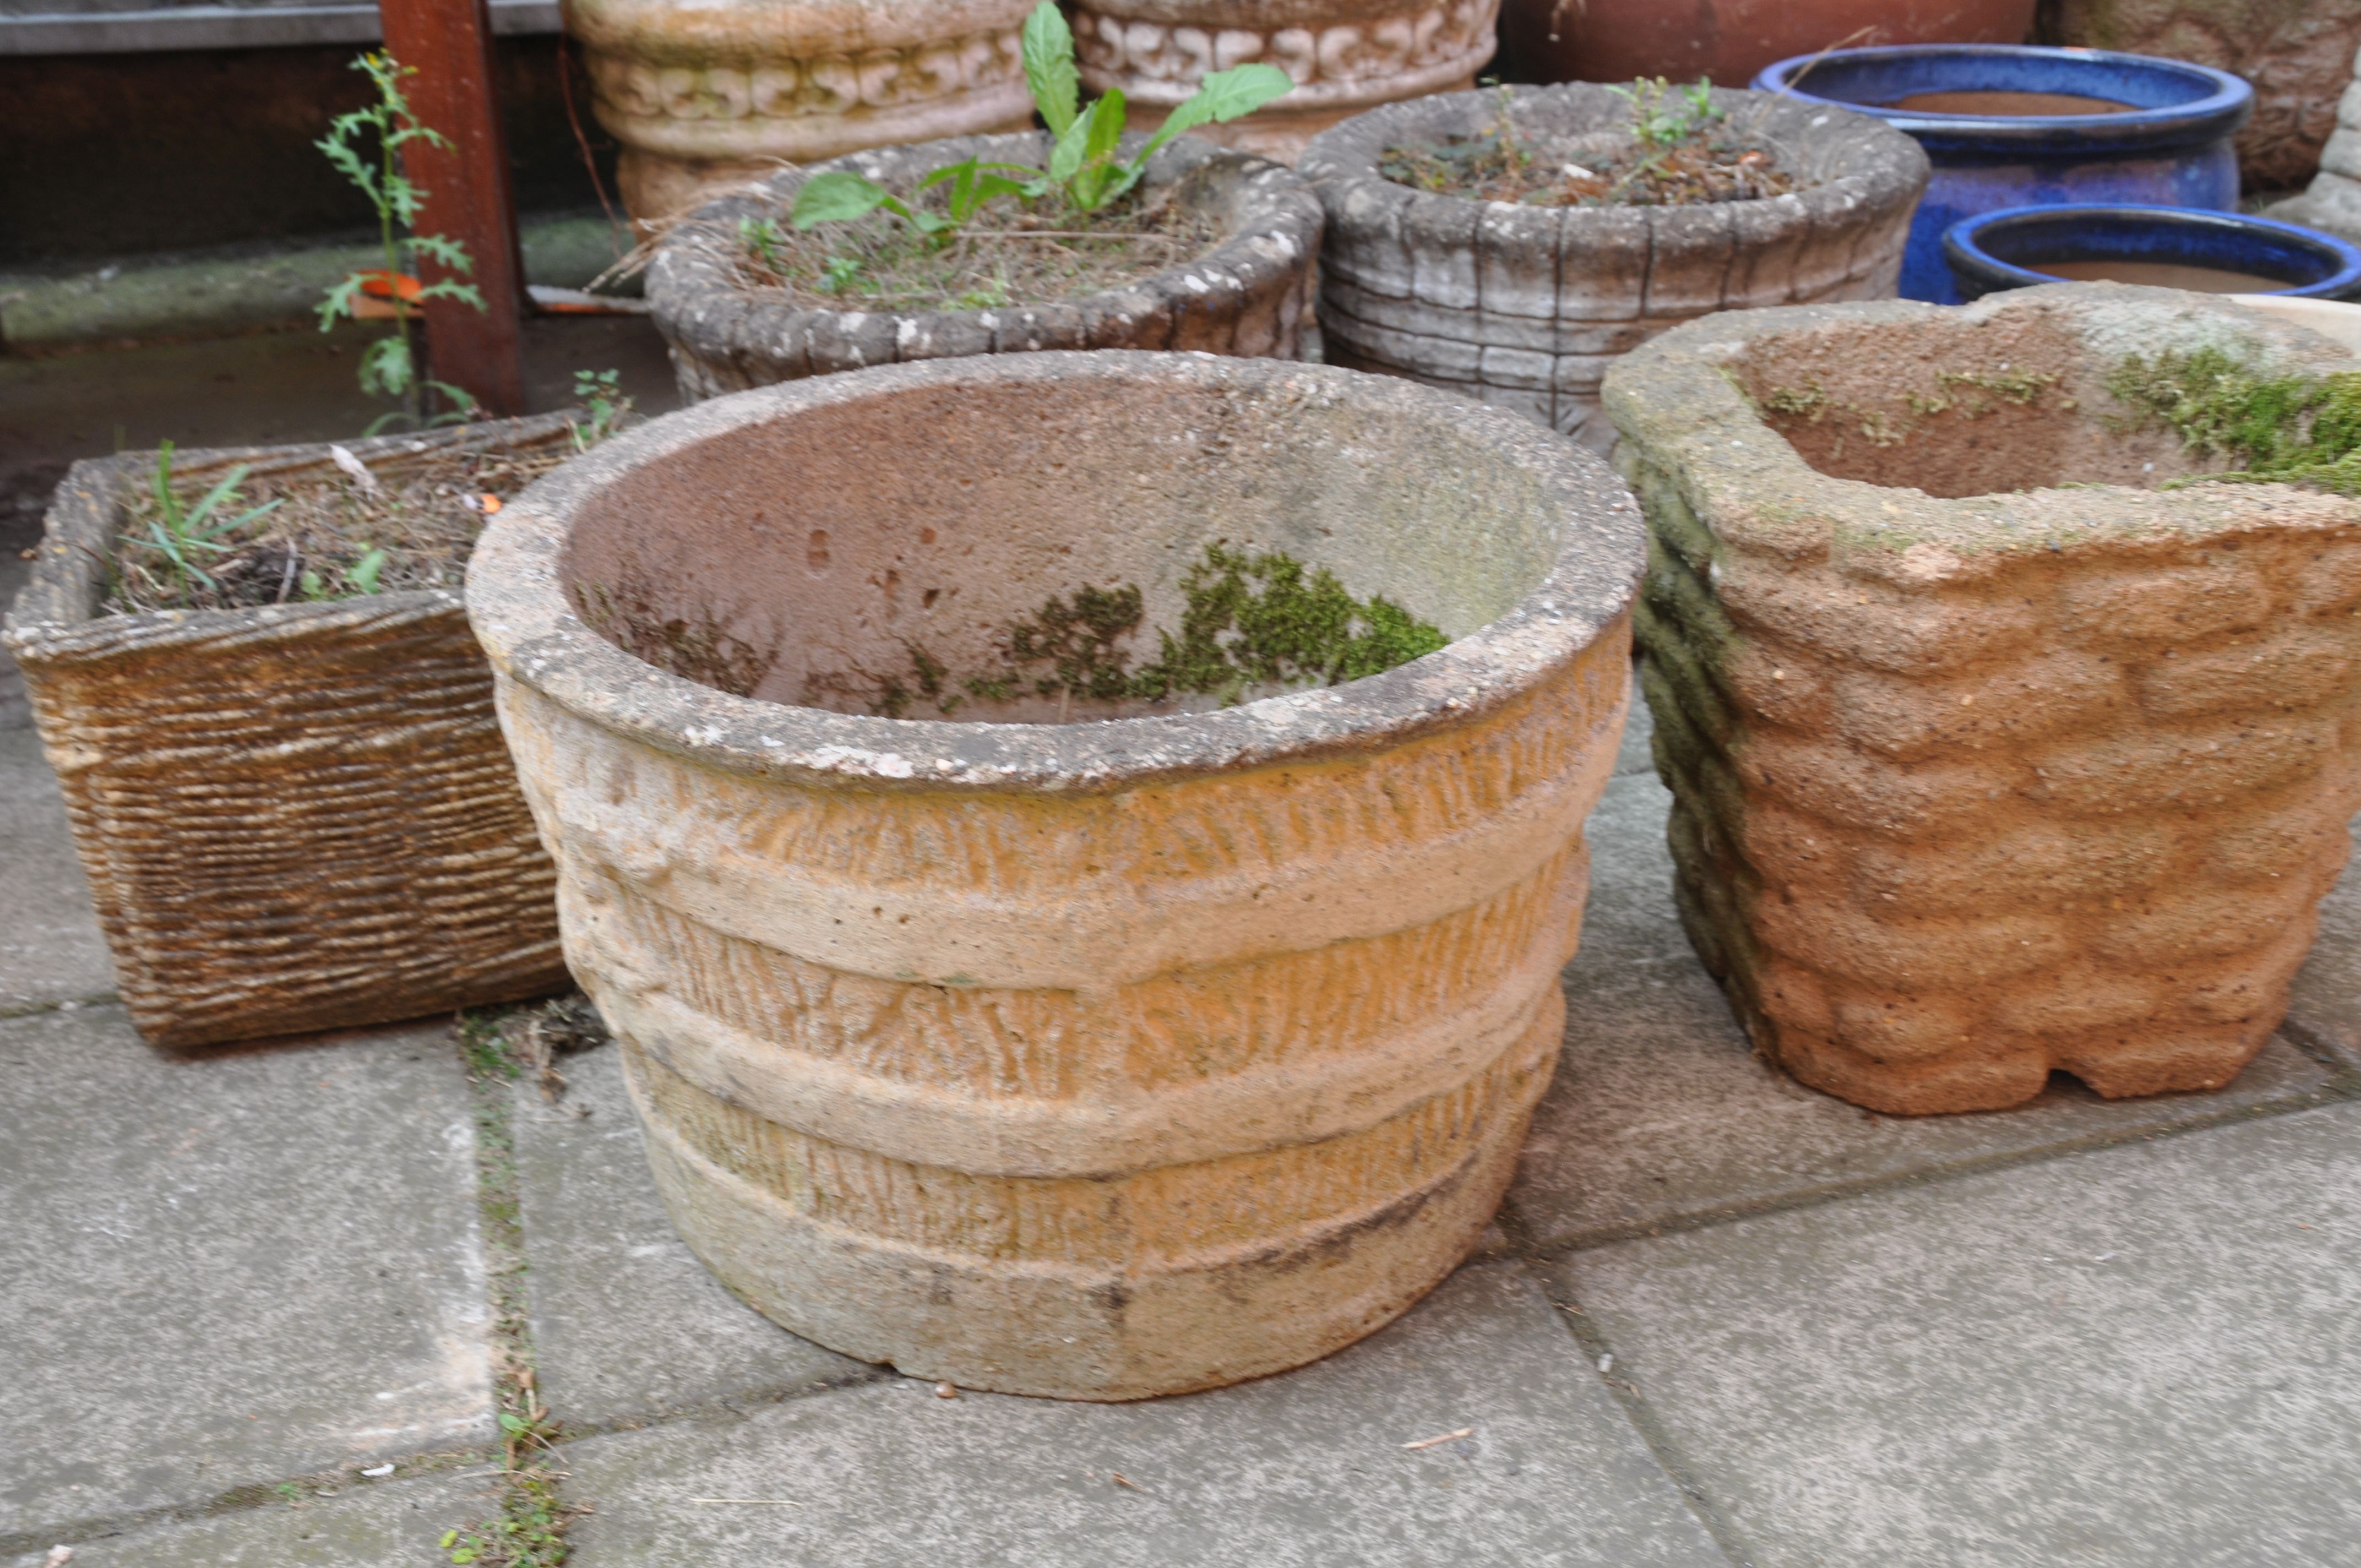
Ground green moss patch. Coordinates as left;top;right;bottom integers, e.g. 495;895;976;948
2107;347;2361;495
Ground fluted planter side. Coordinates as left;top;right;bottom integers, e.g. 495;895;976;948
565;0;1038;220
649;133;1323;404
1603;284;2361;1115
468;352;1644;1398
1071;0;1501;162
1302;85;1929;450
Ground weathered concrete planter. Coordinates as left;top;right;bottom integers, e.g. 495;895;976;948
2;418;574;1048
567;0;1038;221
1071;0;1500;162
650;132;1323;404
467;352;1642;1398
1301;85;1928;450
1604;284;2361;1115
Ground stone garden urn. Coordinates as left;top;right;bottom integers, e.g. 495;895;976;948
650;133;1323;402
567;0;1038;221
1602;283;2361;1115
466;351;1643;1398
1070;0;1500;162
1300;85;1928;450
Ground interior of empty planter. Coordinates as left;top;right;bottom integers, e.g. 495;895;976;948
560;372;1561;722
1731;304;2249;499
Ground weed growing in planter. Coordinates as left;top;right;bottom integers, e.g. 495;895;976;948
124;442;284;597
315;51;488;433
1379;80;1799;207
2108;348;2361;494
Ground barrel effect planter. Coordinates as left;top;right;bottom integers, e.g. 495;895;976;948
2;418;575;1048
1071;0;1500;162
1300;85;1927;450
467;352;1643;1398
1604;284;2361;1115
650;133;1324;405
565;0;1038;221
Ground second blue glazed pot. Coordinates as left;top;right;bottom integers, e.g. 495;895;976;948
1944;205;2361;302
1751;44;2252;304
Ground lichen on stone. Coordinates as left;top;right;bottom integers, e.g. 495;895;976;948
2107;347;2361;495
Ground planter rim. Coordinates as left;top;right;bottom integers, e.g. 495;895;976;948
1299;81;1930;240
646;132;1320;353
1752;43;2252;154
2;412;581;665
1942;203;2361;303
1596;285;2361;563
467;351;1644;794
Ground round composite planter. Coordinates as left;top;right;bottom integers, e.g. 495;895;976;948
1299;84;1927;450
1495;0;2035;104
649;132;1324;404
1070;0;1500;163
565;0;1037;221
1603;283;2361;1116
467;351;1642;1400
1753;45;2254;304
2046;0;2361;191
1944;204;2361;301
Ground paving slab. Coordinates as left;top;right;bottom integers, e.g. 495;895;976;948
2283;827;2361;1072
1613;660;1654;777
2;1467;500;1568
1;553;30;731
1514;770;2336;1250
1547;1101;2361;1568
555;1259;1730;1568
514;1043;869;1429
0;729;112;1013
0;1006;493;1540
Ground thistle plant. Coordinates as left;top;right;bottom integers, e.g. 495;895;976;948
315;52;487;433
788;1;1292;239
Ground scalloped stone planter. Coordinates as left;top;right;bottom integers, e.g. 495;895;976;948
1071;0;1501;162
566;0;1039;220
467;352;1642;1398
1604;284;2361;1115
649;132;1324;404
1301;85;1928;449
2;418;574;1048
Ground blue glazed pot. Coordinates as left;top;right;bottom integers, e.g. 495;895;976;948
1751;45;2252;304
1944;204;2361;302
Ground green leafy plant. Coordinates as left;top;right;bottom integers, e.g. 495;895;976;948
1612;75;1722;150
787;1;1291;241
315;51;488;433
128;442;282;595
568;368;632;451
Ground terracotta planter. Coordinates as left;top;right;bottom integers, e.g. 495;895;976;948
2047;0;2361;192
1496;0;2035;94
565;0;1038;221
1301;84;1927;448
2;418;574;1048
467;351;1642;1398
1603;284;2361;1115
649;132;1323;404
1071;0;1501;162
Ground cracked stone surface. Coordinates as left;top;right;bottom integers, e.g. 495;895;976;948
0;1005;493;1542
1547;1102;2361;1568
1;1467;499;1568
556;1260;1729;1568
1513;769;2338;1250
0;729;113;1014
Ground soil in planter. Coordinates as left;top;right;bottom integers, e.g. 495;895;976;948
731;185;1220;313
1379;85;1801;208
2034;259;2291;293
105;438;583;616
1881;90;2134;117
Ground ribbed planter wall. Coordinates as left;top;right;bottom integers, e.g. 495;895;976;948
1071;0;1500;162
1301;85;1927;449
2;418;574;1048
1604;285;2361;1115
467;352;1643;1398
649;133;1323;404
566;0;1038;221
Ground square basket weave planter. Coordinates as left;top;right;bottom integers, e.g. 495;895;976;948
2;418;575;1048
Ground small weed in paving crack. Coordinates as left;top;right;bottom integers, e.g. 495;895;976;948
443;1004;593;1565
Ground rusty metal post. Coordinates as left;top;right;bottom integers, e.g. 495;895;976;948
378;0;527;416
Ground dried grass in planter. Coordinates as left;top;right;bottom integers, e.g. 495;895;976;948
2;415;584;1048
